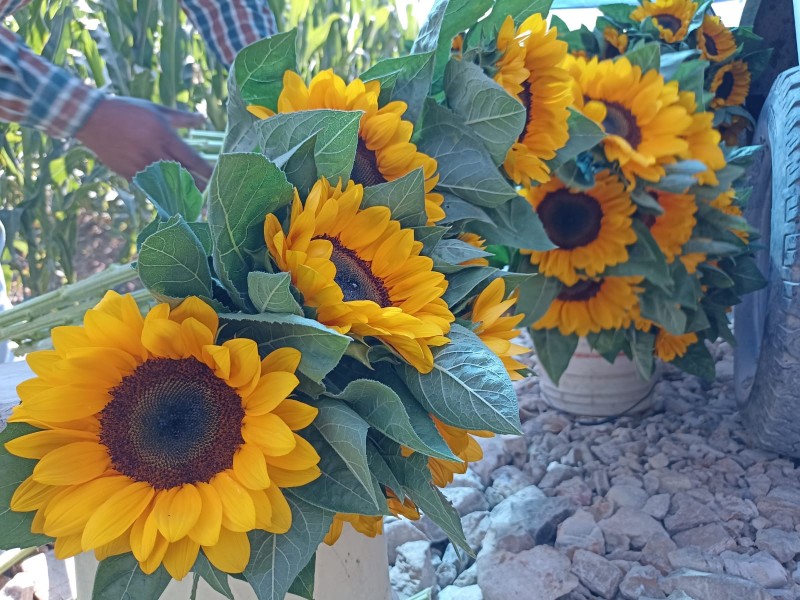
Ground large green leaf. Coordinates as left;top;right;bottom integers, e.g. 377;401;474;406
332;378;457;460
622;42;660;72
92;554;171;600
603;220;670;288
361;169;427;228
314;399;377;506
515;272;561;327
133;161;204;222
234;30;298;109
639;287;688;335
468;0;554;44
280;134;319;197
247;272;303;315
366;440;405;498
417;100;518;208
470;195;553;250
529;328;578;385
287;554;315;600
194;554;234;600
208;154;293;308
219;313;350;383
729;255;767;295
669;340;715;380
254;110;361;184
361;52;435;125
432;239;492;271
244;494;332;600
629;328;656;380
0;423;51;550
587;329;629;364
440;195;493;225
444;59;525;165
137;215;213;300
442;267;497;308
400;324;522;434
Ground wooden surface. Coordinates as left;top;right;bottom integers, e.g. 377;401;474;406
0;361;30;431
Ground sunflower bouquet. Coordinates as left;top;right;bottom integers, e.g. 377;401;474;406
0;2;596;598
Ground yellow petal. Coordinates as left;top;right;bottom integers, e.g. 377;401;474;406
248;488;273;529
163;536;200;581
260;347;301;375
170;297;219;335
203;345;231;380
141;316;184;359
211;472;256;532
10;476;59;512
243;372;299;415
95;529;132;560
53;533;83;560
242;413;296;457
202;528;250;574
82;481;155;549
154;485;203;542
32;442;110;486
271;399;318;430
130;508;159;562
232;443;271;490
188;482;223;546
264;434;320;471
267;465;321;488
139;533;169;574
5;429;97;460
44;476;131;536
223;338;261;391
263;485;292;534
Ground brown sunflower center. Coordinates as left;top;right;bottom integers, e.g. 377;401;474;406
100;357;244;490
518;81;534;142
351;138;388;187
537;190;603;249
319;234;391;306
703;32;718;56
716;71;735;100
557;279;603;302
655;14;682;33
602;102;642;147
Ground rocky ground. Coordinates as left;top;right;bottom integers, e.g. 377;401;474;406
387;341;800;600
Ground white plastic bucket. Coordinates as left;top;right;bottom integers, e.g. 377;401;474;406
537;338;658;417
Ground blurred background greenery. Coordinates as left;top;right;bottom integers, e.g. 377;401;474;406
0;0;418;302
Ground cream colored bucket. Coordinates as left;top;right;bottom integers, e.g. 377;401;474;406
537;338;658;417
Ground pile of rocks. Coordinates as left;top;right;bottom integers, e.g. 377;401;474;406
388;342;800;600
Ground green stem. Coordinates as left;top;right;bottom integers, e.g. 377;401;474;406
0;547;39;575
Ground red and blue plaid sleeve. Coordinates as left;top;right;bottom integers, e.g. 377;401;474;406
180;0;278;68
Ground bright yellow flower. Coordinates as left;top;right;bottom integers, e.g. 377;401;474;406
469;279;528;381
458;233;490;267
523;171;637;286
495;15;572;186
680;252;707;274
645;190;698;263
655;330;698;361
604;27;629;56
697;15;736;62
631;0;698;43
427;418;493;487
710;189;749;242
676;91;726;186
710;61;751;108
324;489;418;545
264;178;454;373
533;276;643;336
248;70;445;225
6;293;320;580
565;55;692;184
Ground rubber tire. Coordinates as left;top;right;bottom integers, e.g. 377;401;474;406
734;66;800;458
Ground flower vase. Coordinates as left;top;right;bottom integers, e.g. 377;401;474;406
537;338;658;417
74;523;392;600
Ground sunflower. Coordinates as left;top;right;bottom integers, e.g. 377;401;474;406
533;276;643;336
680;252;707;274
631;0;698;43
495;15;572;186
604;27;629;57
644;190;697;263
565;55;692;184
426;418;493;487
458;232;490;267
6;293;320;580
522;171;637;286
676;91;725;186
265;178;454;374
323;489;418;545
696;15;736;62
655;330;698;361
248;70;444;225
710;61;751;108
710;189;749;241
469;278;528;380
452;33;464;59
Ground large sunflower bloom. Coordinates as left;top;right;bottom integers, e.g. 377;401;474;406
676;91;725;186
645;190;698;263
523;171;637;286
469;279;528;380
565;56;692;184
696;15;736;62
533;276;642;336
710;61;751;108
495;15;572;186
265;178;454;373
426;418;493;487
6;293;320;580
248;70;445;225
655;330;698;361
631;0;698;43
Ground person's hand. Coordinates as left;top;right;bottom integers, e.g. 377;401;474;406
76;97;213;190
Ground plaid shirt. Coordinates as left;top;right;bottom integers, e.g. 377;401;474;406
0;0;276;139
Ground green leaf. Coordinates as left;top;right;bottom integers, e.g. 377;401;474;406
621;42;660;73
599;3;637;26
417;100;518;207
293;427;386;514
400;324;522;435
287;554;315;600
548;109;605;170
683;238;742;256
587;329;628;363
219;313;350;383
515;272;561;327
440;195;493;225
639;287;687;335
361;52;435;124
415;226;450;256
0;423;51;550
603;220;671;288
92;554;171;600
133;161;204;222
138;215;213;300
432;239;492;269
629;328;656;380
672;59;709;109
669;341;716;380
444;59;526;165
529;328;578;385
314;399;378;506
631;189;664;214
659;49;700;80
366;440;405;498
332;378;457;461
280;134;318;197
361;169;427;228
244;494;332;600
194;554;234;600
247;272;303;315
442;267;497;308
234;30;298;109
470;0;553;42
254;110;362;183
470;196;553;250
208;154;293;308
728;255;767;295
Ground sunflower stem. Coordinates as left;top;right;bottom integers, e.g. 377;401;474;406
0;546;39;575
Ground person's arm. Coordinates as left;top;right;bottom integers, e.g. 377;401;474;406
180;0;278;68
